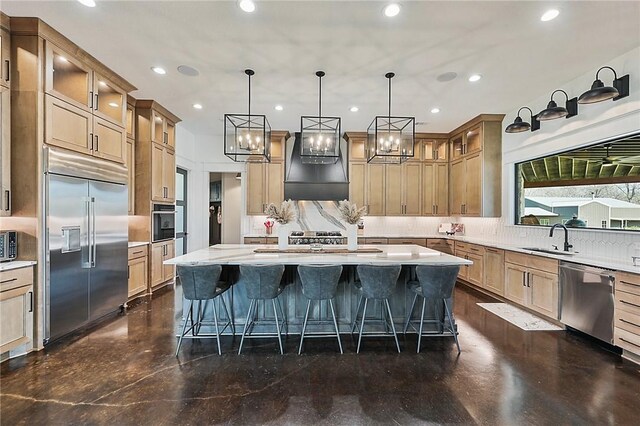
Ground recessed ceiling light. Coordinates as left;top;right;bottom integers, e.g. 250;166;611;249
384;3;401;17
274;105;283;111
151;66;166;75
77;0;96;7
177;65;200;77
541;9;560;22
431;107;440;114
350;106;359;112
193;103;203;110
468;74;482;82
239;0;256;13
108;102;119;108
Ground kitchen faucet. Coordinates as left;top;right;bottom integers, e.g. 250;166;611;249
549;224;573;252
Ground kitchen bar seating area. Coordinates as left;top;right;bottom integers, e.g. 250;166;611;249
1;1;640;425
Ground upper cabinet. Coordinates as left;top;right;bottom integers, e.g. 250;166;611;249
1;13;11;89
150;110;176;150
448;115;504;217
245;131;289;215
0;87;10;216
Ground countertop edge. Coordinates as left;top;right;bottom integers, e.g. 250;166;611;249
0;261;37;272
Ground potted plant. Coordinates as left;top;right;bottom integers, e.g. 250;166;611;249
265;200;297;250
338;200;366;251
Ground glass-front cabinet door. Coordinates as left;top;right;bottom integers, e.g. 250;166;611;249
422;139;448;161
451;133;464;160
44;42;92;110
93;73;126;127
464;125;482;155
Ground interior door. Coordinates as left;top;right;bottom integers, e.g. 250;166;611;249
47;174;90;341
88;180;128;321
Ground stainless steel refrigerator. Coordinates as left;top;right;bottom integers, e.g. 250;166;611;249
44;147;128;343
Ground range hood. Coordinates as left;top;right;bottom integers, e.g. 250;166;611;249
284;133;349;201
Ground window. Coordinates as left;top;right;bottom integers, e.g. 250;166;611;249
515;133;640;232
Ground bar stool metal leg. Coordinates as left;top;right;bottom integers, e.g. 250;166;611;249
220;294;235;336
298;300;312;355
329;299;343;354
272;299;284;355
384;299;401;353
417;297;427;353
211;298;222;355
351;295;363;333
276;298;288;336
444;299;461;354
356;298;369;354
404;293;418;334
238;299;256;355
176;300;194;357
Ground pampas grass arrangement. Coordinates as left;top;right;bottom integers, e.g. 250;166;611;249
338;200;366;225
265;200;297;224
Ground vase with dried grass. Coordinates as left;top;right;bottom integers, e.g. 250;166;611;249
265;200;297;250
337;200;366;251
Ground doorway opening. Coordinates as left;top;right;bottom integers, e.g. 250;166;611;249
209;172;242;245
176;167;188;255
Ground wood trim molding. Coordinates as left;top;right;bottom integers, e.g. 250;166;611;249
1;11;10;31
135;100;181;124
9;16;137;93
271;130;291;141
447;114;506;137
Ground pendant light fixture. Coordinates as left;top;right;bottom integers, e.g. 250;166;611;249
224;69;272;162
366;72;415;163
505;107;540;133
300;71;341;164
537;89;578;121
578;66;630;104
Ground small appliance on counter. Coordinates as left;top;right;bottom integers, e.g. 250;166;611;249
439;223;464;236
0;230;17;262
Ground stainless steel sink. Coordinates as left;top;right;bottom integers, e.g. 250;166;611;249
522;247;576;256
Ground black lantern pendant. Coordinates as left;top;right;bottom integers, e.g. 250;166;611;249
300;71;341;164
366;72;415;163
224;69;272;163
578;66;630;104
505;107;540;133
537;89;578;121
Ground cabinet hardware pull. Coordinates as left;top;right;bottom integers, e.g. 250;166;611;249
95;93;99;110
29;291;33;313
0;277;17;284
620;300;640;309
620;337;640;348
95;134;99;151
527;272;531;287
619;318;640;328
4;59;9;82
89;133;94;150
89;91;93;109
132;250;143;255
522;271;526;287
4;190;9;211
621;281;640;288
435;204;438;214
128;266;130;279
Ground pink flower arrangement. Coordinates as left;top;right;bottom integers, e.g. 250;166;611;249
264;219;275;235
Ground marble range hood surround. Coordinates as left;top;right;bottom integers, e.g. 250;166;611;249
284;132;349;201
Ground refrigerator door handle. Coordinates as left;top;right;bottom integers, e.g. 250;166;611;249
83;198;92;269
91;197;97;268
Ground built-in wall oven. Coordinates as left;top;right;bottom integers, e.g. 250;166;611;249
152;204;176;242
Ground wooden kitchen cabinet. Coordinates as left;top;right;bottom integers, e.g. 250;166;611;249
448;115;503;217
0;87;10;215
149;143;175;203
150;240;175;288
367;163;385;215
385;164;402;215
384;163;421;216
349;162;366;209
614;272;640;356
0;16;10;89
455;243;484;287
422;163;448;216
0;266;34;354
126;97;136;139
504;251;559;319
93;72;126;127
162;148;176;202
127;245;148;298
388;238;427;246
44;41;92;110
93;116;126;163
45;94;93;155
246;161;284;214
420;139;448;162
484;247;505;295
427;238;454;255
125;138;135;215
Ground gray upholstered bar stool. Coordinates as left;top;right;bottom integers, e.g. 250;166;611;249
403;265;461;353
352;264;402;353
175;264;234;357
297;265;344;355
238;264;287;355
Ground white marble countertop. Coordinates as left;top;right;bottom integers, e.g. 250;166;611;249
128;241;149;248
0;261;37;272
166;244;472;266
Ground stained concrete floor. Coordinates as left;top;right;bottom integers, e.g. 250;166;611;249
2;284;640;425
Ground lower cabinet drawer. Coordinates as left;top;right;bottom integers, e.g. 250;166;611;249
244;237;266;244
616;290;640;316
364;238;388;244
128;245;148;261
615;309;640;336
615;327;640;354
388;238;426;246
0;267;34;292
617;272;640;296
265;237;278;245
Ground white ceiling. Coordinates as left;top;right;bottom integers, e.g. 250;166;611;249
3;1;640;137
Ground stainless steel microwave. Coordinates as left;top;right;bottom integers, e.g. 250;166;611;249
152;204;175;242
0;230;17;262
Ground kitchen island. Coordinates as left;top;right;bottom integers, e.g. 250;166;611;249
166;244;472;335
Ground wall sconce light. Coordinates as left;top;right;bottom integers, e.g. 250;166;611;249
537;89;578;121
578;66;630;104
505;106;540;133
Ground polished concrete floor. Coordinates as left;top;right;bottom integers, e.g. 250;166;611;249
2;284;639;425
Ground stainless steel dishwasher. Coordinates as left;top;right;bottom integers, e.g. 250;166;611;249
559;262;615;344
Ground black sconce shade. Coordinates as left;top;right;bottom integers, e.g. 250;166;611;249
578;66;630;104
537;89;578;121
505;107;540;133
